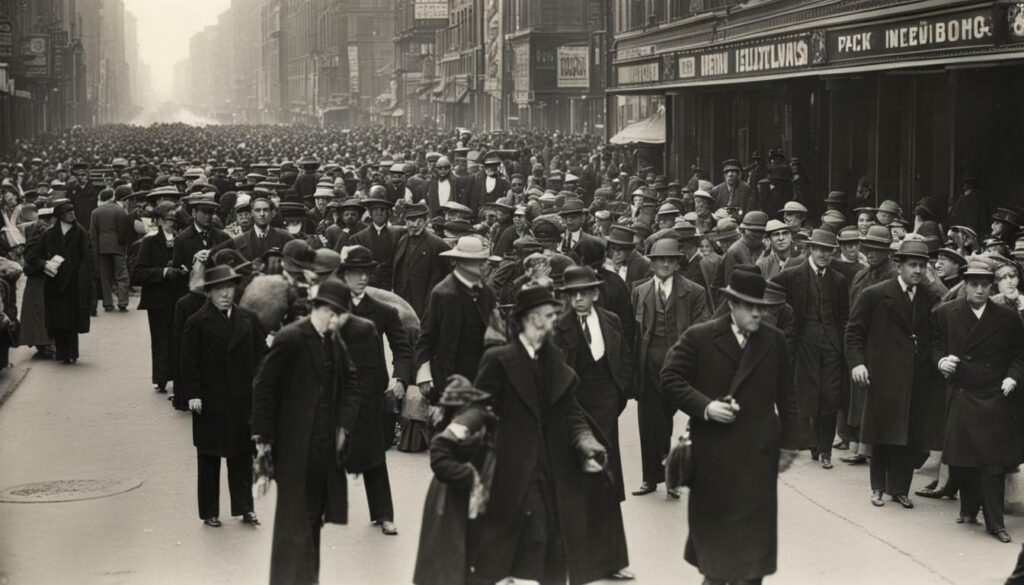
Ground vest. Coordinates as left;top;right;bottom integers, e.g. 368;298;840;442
652;285;679;343
806;269;840;347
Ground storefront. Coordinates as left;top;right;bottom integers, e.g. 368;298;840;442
509;32;596;132
610;0;1024;218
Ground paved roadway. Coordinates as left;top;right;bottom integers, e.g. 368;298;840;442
0;291;1021;585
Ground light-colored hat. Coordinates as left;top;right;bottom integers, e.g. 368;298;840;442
439;236;491;260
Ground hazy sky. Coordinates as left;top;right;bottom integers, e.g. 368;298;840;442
123;0;232;97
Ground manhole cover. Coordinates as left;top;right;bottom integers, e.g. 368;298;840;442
0;478;143;503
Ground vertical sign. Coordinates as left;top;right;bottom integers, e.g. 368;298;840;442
347;45;359;96
0;18;12;58
513;44;529;104
483;0;502;98
557;45;589;88
21;35;48;77
414;0;448;20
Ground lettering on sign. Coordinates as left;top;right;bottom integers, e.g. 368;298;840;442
700;52;728;76
828;8;995;62
414;1;448;20
616;62;660;85
557;45;589;88
734;39;808;73
677;56;696;79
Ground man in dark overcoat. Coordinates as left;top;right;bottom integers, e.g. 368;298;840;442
251;278;364;585
348;193;404;290
180;265;267;526
338;246;414;537
771;229;849;469
606;225;652;289
845;239;941;508
212;196;293;269
27;198;95;363
660;270;801;585
934;260;1024;543
172;194;230;276
414;236;495;403
630;237;709;497
392;202;451;317
472;285;625;585
461;154;510;214
132;202;189;392
418;157;465;217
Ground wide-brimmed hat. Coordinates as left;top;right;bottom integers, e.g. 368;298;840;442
962;259;995;280
779;201;808;215
404;202;429;218
281;239;317;272
607;225;637;247
838;226;860;243
807;229;839;249
513;284;562;317
860;225;893;250
557;266;603;292
722;270;781;306
339;245;379;270
188;193;219;210
311;277;352;313
440;236;490;260
894;239;930;261
877;200;902;215
361;197;392;210
765;219;792;234
202;265;242;289
647;237;685;258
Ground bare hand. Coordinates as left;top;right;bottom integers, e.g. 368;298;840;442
938;355;960;377
706;400;738;423
1003;378;1017;396
851;365;870;386
193;249;210;264
392;380;407;401
188;399;202;414
335;428;348;466
779;449;798;473
418;381;433;401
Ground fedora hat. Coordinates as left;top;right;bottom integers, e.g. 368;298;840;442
894;238;930;261
807;229;839;249
513;284;562;317
647;237;684;258
764;281;788;305
838;226;860;243
765;219;792;234
937;247;967;266
339;245;379;270
281;239;317;272
877;200;902;215
339;197;366;213
278;201;308;220
606;225;637;247
778;201;808;215
312;248;342;276
739;211;768;231
202;265;242;289
962;259;995;279
722;270;780;306
532;217;564;243
557;266;603;292
823;191;848;205
188;193;219;210
443;219;475;236
672;219;698;240
440;236;491;260
559;198;587;216
311;277;352;313
993;207;1023;229
404;201;429;218
860;225;893;250
438;374;490;407
512;235;544;256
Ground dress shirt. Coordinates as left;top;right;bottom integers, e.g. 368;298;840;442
897;275;916;301
730;317;749;349
971;304;986;319
253;225;268;239
577;310;606;361
655;275;673;299
373;223;388;236
567;229;582;248
438;178;452;207
352;292;365;307
616;265;627;282
519;333;542;359
486;175;497;194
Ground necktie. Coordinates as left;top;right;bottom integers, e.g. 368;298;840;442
221;310;229;319
906;285;915;301
738;331;749;349
580;315;592;345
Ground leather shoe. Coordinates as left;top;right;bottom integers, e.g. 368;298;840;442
203;517;222;527
666;488;681;500
916;484;957;499
380;520;398;535
810;448;819;461
821;457;833;469
841;454;868;465
956;515;979;525
631;483;657;496
241;512;259;525
993;530;1012;543
609;569;636;580
833;439;849;450
871;490;885;507
893;494;914;509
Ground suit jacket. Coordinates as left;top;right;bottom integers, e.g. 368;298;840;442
553;307;632;394
631;273;709;391
132;230;188;310
348;223;405;290
659;315;799;580
419;177;465;217
392;231;451;317
172;224;230;272
462;171;510;213
711;181;756;211
621;249;653;289
212;226;294;263
89;202;132;255
771;259;849;345
336;313;389;473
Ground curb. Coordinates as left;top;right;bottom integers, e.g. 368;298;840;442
0;366;30;409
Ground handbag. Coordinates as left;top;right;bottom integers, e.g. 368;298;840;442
665;432;693;489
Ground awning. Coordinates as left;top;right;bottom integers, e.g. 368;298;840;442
391;108;405;118
441;78;470;104
432;79;446;95
610;107;665;145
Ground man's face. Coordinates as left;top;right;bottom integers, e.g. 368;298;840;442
315;197;329;212
407;215;427;236
527;303;559;338
695;198;711;214
992;220;1007;238
563;212;583;232
934;256;955;279
964;278;993;308
898;258;926;287
436;163;452;178
511;180;524;194
658;216;674;230
725;169;739;184
782;212;804;227
652;257;679;279
770;230;793;254
809;244;834;269
236;209;253;230
455;258;485;280
391;173;404;187
863;247;888;268
341;269;369;297
570;288;598;315
370;207;389;226
485;164;498;177
207;283;235;311
730;300;762;334
193;207;214;229
891;226;906;241
876;210;894;226
513;214;525;228
608;245;629;265
840;242;859;259
159;217;177;233
252;201;272;228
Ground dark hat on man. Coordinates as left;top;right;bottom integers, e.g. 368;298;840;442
558;198;586;216
722;270;781;306
51;198;74;215
860;225;893;250
937;247;967;266
722;159;742;173
361;197;392;210
279;201;308;220
188;193;220;210
647;238;685;258
312;248;341;276
632;221;653;240
281;239;317;272
894;238;930;261
532;217;564;243
606;225;637;248
557;266;603;292
739;211;769;232
513;284;562;318
202;265;242;289
823;191;848;205
311;277;352;313
443;219;476;236
838;226;860;243
339;245;379;270
993;207;1023;229
513;235;544;256
807;229;839;249
404;201;429;218
113;184;134;202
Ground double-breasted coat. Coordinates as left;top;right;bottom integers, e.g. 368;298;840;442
212;226;294;264
251;318;363;585
348;224;405;290
171;224;230;271
472;341;628;585
845;278;942;448
933;298;1024;467
392;231;451;317
631;273;709;392
27;222;95;335
660;316;800;582
132;230;189;311
180;302;267;456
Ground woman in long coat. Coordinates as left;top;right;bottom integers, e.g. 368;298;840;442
26;199;94;363
19;209;55;356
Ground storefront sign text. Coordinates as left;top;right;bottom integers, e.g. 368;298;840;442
829;8;993;62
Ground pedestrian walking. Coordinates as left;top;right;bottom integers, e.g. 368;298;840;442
172;194;229;275
20;203;55;357
251;278;364;585
660;269;801;585
392;202;451;317
89;187;133;311
212;196;293;268
348;192;403;290
180;264;266;527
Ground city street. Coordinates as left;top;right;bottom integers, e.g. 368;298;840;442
0;292;1019;585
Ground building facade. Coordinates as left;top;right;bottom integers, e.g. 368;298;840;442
393;0;447;126
609;0;1024;216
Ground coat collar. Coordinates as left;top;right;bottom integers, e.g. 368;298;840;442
498;340;576;420
299;318;326;381
955;297;1001;354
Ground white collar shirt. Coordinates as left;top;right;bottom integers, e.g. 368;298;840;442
577;310;606;361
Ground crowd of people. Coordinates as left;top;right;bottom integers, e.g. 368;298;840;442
4;122;1024;585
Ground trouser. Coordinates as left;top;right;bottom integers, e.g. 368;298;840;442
703;578;763;585
811;413;839;460
796;325;843;458
97;253;130;308
303;401;335;582
638;344;674;485
506;466;564;584
52;331;79;361
360;462;395;522
197;452;253;519
146;308;174;386
952;465;1006;532
869;444;916;496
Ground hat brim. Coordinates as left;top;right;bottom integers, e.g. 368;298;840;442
203;274;242;288
807;241;839;249
723;286;783;306
513;298;563;317
439;250;490;260
647;251;685;258
859;240;891;250
556;280;602;292
963;270;995;279
282;258;315;272
894;251;930;261
311;295;348;313
339;260;379;270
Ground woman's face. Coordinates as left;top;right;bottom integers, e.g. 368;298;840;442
996;266;1019;296
699;238;714;257
857;212;875;235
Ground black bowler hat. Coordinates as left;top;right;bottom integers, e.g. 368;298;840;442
722;270;780;306
339;245;379;270
513;284;563;318
557;266;603;292
311;277;352;313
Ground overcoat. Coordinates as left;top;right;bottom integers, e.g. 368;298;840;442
933;298;1024;467
596;267;636;352
631;273;709;391
132;230;188;310
212;226;294;263
337;312;388;473
172;291;207;411
348;224;405;290
844;278;941;447
180;301;267;456
251;318;363;585
659;316;800;582
392;230;451;316
19;220;52;347
845;259;898;421
472;341;628;585
171;224;230;271
27;222;95;334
